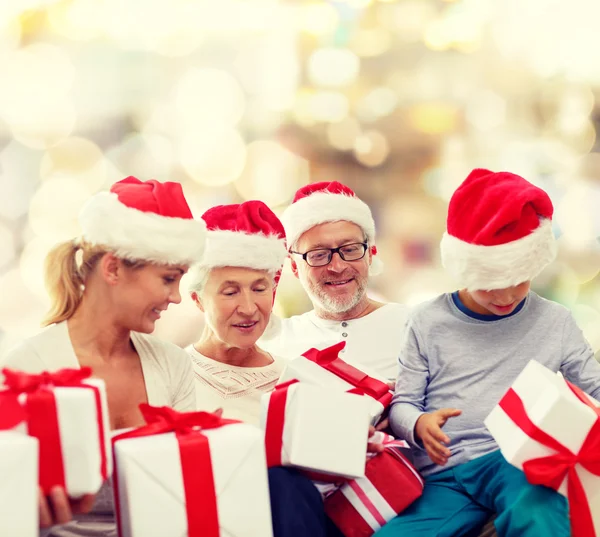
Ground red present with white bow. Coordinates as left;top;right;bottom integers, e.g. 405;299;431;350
261;380;372;480
325;433;423;537
485;359;600;537
278;342;393;424
113;404;273;537
0;367;111;497
0;431;38;537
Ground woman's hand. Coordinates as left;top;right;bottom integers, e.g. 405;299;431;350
415;408;462;466
39;486;96;528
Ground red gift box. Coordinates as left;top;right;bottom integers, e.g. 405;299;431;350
325;440;423;537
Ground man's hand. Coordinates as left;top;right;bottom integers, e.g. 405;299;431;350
39;486;96;528
415;408;462;466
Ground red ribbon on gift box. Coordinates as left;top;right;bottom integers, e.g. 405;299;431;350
0;367;109;494
302;342;393;407
499;381;600;537
264;379;297;468
112;404;240;537
325;435;423;537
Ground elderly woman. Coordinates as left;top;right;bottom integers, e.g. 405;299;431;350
186;201;287;423
1;177;207;536
186;201;351;537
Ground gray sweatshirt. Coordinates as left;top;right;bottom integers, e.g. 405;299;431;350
390;291;600;477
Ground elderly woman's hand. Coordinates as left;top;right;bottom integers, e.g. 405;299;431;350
39;486;96;528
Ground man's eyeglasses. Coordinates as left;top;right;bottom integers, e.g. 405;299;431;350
290;242;368;268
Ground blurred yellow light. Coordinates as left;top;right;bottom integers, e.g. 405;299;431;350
307;48;360;88
424;20;450;51
357;87;398;122
353;130;390;167
466;91;506;131
0;15;21;49
234;141;309;206
327;117;362;151
41;137;107;191
380;1;436;42
19;236;56;300
47;0;104;41
298;3;339;36
180;127;247;187
0;44;75;148
105;133;175;184
28;176;92;242
0;268;49;353
351;28;392;57
555;183;599;248
344;0;373;8
408;103;459;135
175;68;245;127
0;222;15;269
308;91;349;123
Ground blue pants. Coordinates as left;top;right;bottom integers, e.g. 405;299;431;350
374;450;570;537
268;467;343;537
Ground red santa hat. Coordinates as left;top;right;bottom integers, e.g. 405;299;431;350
198;200;287;272
78;176;207;265
281;181;383;275
440;168;557;290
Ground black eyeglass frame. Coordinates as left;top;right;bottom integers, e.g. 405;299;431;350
290;242;369;267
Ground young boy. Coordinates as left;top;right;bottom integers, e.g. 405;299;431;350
379;169;600;537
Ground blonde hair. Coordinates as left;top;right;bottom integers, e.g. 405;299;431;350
42;240;142;326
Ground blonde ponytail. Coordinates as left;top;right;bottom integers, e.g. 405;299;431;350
41;241;105;326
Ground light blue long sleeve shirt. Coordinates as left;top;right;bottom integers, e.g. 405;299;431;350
390;291;600;476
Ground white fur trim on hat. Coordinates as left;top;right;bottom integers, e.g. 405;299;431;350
79;192;207;265
200;229;287;271
440;218;557;290
282;191;376;250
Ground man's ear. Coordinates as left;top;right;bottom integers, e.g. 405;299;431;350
99;253;121;285
191;291;205;312
290;256;299;279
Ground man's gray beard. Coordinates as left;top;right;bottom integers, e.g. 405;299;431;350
300;272;367;315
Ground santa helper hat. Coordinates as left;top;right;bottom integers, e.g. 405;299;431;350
196;200;288;281
281;181;383;275
440;168;557;291
78;176;207;265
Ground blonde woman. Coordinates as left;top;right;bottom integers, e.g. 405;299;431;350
2;177;207;535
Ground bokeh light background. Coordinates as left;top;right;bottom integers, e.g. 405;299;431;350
2;0;600;354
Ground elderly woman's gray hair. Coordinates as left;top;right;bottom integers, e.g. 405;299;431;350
188;264;279;297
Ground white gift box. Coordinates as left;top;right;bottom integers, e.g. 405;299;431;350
114;421;273;537
19;378;112;497
261;382;372;479
485;359;600;533
0;431;38;537
278;354;389;424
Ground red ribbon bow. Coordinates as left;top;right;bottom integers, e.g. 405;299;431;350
2;367;93;393
0;367;108;494
302;342;392;406
112;404;240;537
499;381;600;537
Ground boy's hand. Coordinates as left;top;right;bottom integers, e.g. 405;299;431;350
415;408;462;466
366;425;385;454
